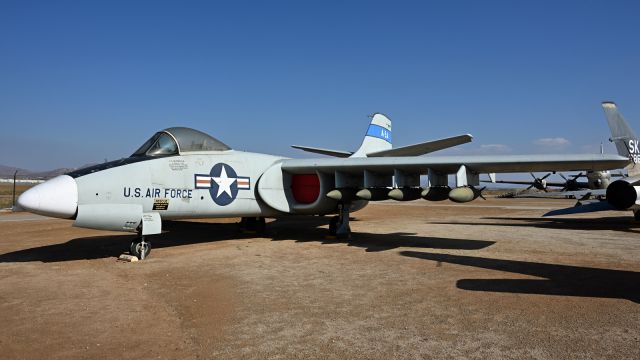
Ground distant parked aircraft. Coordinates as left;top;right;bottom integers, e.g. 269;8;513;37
546;102;640;219
486;170;615;193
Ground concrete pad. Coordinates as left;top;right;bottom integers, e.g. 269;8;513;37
117;254;138;262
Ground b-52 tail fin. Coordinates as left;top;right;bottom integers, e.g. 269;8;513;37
602;101;640;176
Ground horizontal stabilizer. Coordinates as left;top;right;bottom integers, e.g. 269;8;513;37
290;145;353;158
366;134;473;157
543;201;614;217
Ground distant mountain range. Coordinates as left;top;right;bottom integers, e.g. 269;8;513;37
0;164;96;179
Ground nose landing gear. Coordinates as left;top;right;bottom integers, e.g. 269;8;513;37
130;236;151;260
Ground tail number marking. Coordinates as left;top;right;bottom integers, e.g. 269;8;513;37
628;139;640;163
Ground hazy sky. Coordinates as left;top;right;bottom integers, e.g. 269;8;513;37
1;0;639;171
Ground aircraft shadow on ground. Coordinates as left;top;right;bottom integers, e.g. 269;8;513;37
400;251;640;303
268;216;495;252
431;216;640;234
0;217;495;263
0;221;241;263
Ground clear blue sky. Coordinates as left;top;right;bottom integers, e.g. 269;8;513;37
1;0;639;171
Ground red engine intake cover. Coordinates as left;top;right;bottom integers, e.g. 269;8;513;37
291;174;320;204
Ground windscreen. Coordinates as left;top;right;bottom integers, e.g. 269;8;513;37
131;132;178;157
164;127;231;152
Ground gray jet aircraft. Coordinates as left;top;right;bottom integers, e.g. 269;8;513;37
545;102;640;219
17;112;630;259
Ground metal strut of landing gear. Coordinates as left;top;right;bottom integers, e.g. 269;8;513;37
130;235;151;260
329;203;351;239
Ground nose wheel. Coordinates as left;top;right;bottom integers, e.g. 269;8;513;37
130;236;151;260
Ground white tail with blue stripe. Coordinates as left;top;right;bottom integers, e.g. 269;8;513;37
351;113;393;158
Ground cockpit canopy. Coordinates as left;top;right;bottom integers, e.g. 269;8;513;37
131;127;231;157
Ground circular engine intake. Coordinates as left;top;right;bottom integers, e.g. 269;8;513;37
606;180;640;210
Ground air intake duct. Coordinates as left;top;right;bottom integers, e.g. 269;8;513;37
606;180;640;210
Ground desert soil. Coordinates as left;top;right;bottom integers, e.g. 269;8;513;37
0;198;638;359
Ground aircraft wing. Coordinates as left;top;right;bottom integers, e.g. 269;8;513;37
482;179;568;187
482;179;534;185
290;145;353;158
366;134;473;157
280;154;629;175
511;189;606;199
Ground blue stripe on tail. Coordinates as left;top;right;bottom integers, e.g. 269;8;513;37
366;124;392;143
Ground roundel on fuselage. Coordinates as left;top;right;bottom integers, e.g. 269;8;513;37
194;163;251;206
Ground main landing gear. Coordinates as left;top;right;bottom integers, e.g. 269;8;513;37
239;217;266;233
329;203;351;239
130;236;151;260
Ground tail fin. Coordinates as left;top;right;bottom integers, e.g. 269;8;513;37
602;101;640;176
351;113;393;157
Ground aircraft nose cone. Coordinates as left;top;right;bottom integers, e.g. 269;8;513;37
17;175;78;218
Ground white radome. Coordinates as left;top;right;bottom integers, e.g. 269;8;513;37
17;175;78;218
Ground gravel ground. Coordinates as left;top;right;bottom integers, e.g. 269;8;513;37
0;198;638;359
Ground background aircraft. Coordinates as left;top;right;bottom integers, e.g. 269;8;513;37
17;113;629;259
486;170;618;193
546;102;640;219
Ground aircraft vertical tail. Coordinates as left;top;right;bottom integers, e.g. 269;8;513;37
350;113;393;157
602;101;640;176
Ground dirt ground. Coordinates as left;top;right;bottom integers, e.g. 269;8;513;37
0;198;638;359
0;183;34;209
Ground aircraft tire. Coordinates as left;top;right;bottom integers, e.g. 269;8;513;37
130;238;151;259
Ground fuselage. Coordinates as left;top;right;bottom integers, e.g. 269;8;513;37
585;170;612;190
71;150;287;220
18;146;367;234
